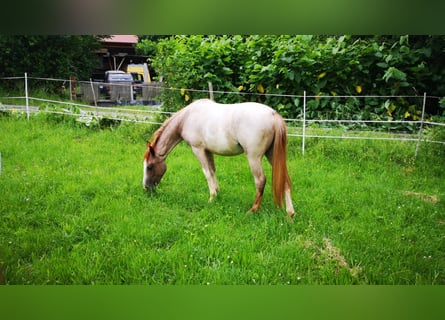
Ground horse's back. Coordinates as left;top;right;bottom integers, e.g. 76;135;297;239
186;99;276;123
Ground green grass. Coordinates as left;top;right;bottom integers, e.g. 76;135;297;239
0;113;444;284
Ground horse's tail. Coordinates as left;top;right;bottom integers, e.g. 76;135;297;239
271;113;292;208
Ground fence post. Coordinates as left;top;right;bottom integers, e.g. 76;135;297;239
130;82;135;104
70;76;76;100
25;72;29;120
302;90;307;155
89;78;98;111
208;82;214;101
415;92;427;158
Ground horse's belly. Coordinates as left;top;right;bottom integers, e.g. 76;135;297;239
210;144;244;156
205;134;244;156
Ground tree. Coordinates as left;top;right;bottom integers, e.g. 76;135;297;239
0;35;102;80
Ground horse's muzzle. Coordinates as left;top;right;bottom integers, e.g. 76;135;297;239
143;183;157;191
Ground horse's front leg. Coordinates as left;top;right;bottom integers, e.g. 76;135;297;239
191;147;219;202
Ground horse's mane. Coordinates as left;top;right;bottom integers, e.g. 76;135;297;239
145;117;174;160
151;106;187;148
151;115;175;147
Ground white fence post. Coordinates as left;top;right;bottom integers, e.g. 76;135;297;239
302;90;307;155
208;82;214;101
25;72;29;120
415;92;427;158
89;78;98;116
130;82;135;104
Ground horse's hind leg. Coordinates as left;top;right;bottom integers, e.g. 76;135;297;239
192;147;219;201
246;155;266;213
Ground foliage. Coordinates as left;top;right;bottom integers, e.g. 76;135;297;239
0;35;102;82
150;35;445;124
0;116;444;284
136;35;170;59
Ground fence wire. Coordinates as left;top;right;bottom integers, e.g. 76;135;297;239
1;75;444;154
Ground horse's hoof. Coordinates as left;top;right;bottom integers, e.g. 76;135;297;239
246;207;259;215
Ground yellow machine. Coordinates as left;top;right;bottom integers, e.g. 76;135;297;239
126;63;151;83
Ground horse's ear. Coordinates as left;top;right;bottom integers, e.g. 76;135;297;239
144;141;154;160
146;140;156;157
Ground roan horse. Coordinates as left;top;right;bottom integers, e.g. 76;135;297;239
143;99;295;219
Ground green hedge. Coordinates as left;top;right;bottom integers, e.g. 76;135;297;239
144;35;445;125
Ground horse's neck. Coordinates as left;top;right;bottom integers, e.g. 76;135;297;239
154;113;184;159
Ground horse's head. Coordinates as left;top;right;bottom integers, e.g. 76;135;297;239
143;141;167;190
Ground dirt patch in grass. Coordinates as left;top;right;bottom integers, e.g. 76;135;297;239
404;191;440;203
321;238;361;278
304;237;361;278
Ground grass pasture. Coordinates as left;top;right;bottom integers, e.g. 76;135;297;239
0;113;444;284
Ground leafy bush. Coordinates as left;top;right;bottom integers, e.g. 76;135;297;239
147;35;445;128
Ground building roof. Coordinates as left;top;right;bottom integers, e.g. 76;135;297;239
103;35;139;44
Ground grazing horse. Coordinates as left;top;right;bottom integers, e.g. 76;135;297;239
143;99;295;219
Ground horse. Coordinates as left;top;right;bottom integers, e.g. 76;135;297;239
143;98;295;219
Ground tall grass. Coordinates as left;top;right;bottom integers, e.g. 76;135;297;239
0;113;443;284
